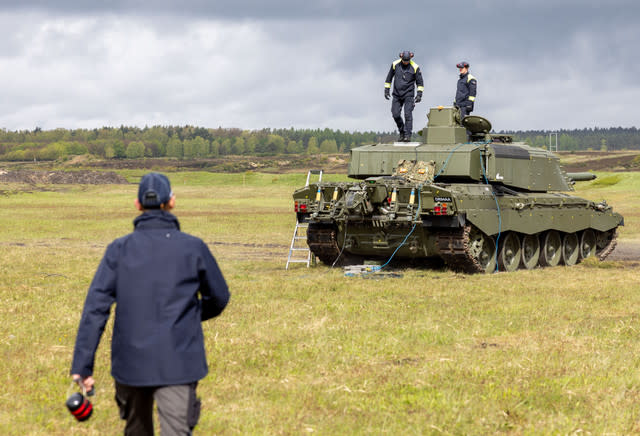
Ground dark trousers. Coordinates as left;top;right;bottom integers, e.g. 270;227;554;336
459;103;473;120
115;382;200;436
391;96;415;137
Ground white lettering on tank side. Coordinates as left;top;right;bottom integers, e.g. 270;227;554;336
496;173;504;180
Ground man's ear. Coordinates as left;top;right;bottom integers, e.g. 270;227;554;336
160;195;176;211
135;199;144;211
166;195;176;210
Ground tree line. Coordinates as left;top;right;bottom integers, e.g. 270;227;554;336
0;124;639;161
0;125;392;161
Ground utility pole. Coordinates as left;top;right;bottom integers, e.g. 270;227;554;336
548;132;558;152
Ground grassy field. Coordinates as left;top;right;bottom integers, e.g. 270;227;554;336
1;170;640;435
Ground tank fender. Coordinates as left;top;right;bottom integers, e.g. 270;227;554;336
466;209;623;236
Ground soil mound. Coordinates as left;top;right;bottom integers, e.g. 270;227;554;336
0;170;128;184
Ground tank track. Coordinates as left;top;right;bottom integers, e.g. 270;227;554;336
306;223;364;267
596;230;618;261
308;222;619;271
435;226;619;273
307;223;341;265
435;225;486;273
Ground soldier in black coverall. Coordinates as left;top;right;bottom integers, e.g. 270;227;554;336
454;61;477;121
385;51;424;142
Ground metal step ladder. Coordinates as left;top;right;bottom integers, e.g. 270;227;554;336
286;221;313;269
286;169;323;270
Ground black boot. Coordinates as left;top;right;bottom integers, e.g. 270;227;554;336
403;134;412;142
397;133;404;142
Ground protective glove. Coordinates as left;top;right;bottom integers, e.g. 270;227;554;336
384;88;390;100
415;91;422;103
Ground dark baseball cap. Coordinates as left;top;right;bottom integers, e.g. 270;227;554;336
401;51;413;61
138;172;173;208
456;61;470;69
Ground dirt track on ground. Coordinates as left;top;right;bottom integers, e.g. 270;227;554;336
0;169;128;184
607;241;640;262
560;152;640;172
1;150;639;176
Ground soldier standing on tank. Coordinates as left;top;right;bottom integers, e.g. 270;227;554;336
454;61;477;121
385;51;424;142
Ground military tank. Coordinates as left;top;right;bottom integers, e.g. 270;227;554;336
292;106;623;273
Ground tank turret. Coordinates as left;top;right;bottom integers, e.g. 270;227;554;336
349;107;575;192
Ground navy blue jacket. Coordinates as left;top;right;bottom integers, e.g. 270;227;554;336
455;72;477;107
71;210;229;386
385;59;425;99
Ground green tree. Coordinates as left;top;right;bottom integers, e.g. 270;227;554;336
286;140;303;154
307;136;319;154
192;136;210;157
210;139;220;157
64;141;88;156
166;136;183;158
219;138;232;155
244;135;257;154
111;140;126;158
183;139;195;159
601;138;607;151
266;134;285;154
125;141;146;159
231;137;245;155
319;139;338;153
142;127;169;154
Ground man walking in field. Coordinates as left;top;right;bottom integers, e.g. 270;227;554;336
70;172;230;435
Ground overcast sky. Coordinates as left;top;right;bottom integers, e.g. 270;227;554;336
0;1;637;132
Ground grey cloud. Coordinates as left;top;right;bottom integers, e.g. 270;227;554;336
0;1;637;131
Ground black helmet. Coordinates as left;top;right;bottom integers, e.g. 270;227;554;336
456;61;470;69
400;51;414;61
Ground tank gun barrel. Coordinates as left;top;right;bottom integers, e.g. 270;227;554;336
567;172;597;182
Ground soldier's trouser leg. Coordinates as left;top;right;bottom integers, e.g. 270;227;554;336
403;98;415;138
115;383;155;436
391;98;404;133
460;104;472;120
155;383;200;436
115;382;200;436
459;105;468;120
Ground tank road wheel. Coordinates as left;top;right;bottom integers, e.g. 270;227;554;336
561;232;580;266
498;232;521;272
467;226;497;273
579;229;597;260
539;230;562;267
520;234;540;270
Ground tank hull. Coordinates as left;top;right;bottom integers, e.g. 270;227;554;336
294;179;621;273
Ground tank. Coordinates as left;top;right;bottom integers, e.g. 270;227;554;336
292;106;623;273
